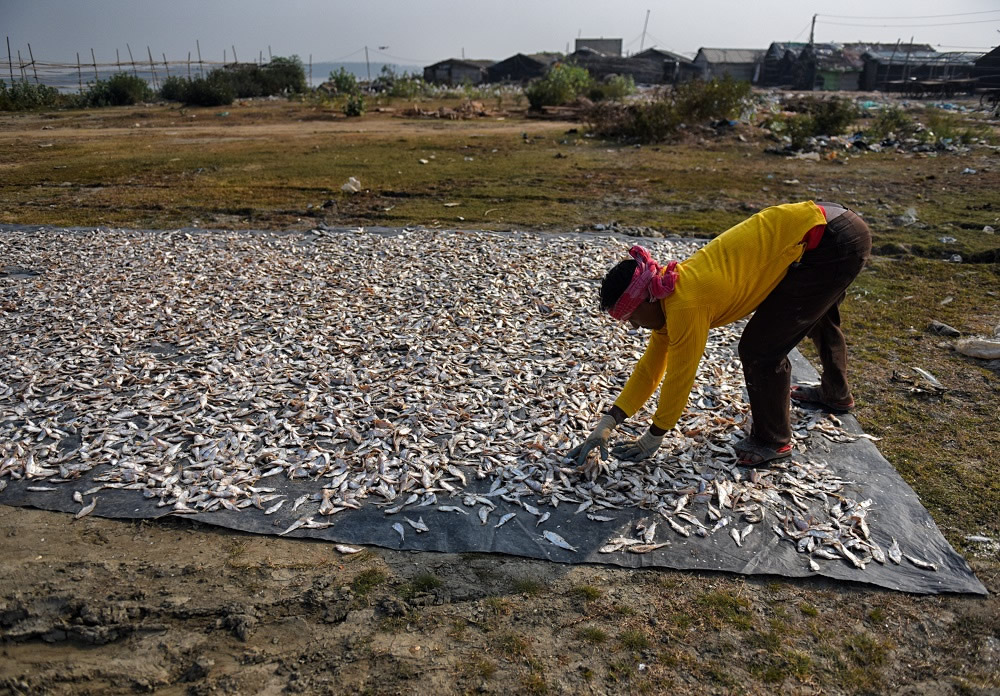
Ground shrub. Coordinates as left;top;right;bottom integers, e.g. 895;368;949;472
372;65;428;98
343;93;365;117
0;79;61;111
587;74;635;102
866;105;912;139
82;72;152;107
525;63;592;109
585;77;752;143
672;76;752;123
159;75;189;102
182;75;234;106
328;67;360;96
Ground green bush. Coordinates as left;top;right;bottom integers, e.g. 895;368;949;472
82;72;152;107
866;105;912;139
328;67;360;96
671;76;751;123
159;75;189;102
372;65;429;98
182;75;234;106
0;79;61;111
923;108;991;145
525;63;592;109
343;93;365;117
585;77;752;143
587;74;636;102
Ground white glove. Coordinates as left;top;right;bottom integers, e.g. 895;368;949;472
568;414;617;467
612;429;664;461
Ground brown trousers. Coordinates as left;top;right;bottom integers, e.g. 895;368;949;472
738;208;872;447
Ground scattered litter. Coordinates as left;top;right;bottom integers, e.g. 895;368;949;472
983;226;995;235
948;254;963;264
341;177;362;193
418;158;429;164
961;168;977;175
938;236;957;244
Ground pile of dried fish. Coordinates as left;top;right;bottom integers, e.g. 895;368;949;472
0;225;934;573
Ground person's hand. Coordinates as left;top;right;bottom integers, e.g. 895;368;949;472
611;429;664;461
568;414;617;467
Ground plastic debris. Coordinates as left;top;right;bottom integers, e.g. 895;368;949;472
955;337;1000;360
341;177;361;193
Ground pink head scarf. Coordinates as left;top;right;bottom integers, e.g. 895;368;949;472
608;246;679;321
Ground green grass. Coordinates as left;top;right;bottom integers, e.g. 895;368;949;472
577;626;609;644
351;568;388;596
570;585;602;601
696;590;754;630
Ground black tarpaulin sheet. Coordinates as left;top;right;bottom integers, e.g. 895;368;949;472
0;350;985;596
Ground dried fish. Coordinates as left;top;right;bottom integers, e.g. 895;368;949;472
904;554;938;571
74;496;97;520
495;512;516;528
392;522;405;541
404;516;429;533
0;226;902;580
334;544;363;554
888;537;902;564
543;530;577;552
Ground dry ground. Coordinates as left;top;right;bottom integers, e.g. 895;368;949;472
1;97;998;695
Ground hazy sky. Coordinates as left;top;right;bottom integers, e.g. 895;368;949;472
4;0;999;67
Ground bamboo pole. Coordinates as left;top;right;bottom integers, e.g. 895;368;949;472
126;43;137;76
196;39;202;77
163;53;170;78
232;45;237;63
91;48;98;82
6;36;13;82
187;51;191;80
116;48;121;70
147;46;158;89
77;52;83;92
17;50;25;81
27;43;38;84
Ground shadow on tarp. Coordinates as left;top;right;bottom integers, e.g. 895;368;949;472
0;224;985;596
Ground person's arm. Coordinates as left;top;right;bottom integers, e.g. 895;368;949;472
612;329;670;419
649;317;710;432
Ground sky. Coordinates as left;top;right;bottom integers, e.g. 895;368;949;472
3;0;999;68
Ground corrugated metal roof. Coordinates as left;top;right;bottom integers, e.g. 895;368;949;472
697;48;766;64
632;47;694;65
865;50;983;65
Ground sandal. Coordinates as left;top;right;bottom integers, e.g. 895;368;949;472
734;437;792;467
790;385;854;413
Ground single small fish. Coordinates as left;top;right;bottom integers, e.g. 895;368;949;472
629;542;668;554
264;499;284;515
25;486;57;492
730;527;743;547
666;516;690;538
74;496;97;520
712;516;730;533
478;507;490;525
904;554;938;571
543;530;577;552
334;544;363;554
740;524;753;543
587;513;615;522
291;494;310;511
404;516;429;533
72;491;83;503
523;503;540;516
887;537;902;564
809;558;821;572
495;512;516;528
642;521;658;544
536;511;550;527
278;517;309;536
392;522;405;541
436;505;469;515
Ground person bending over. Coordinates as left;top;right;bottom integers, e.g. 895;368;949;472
569;200;871;470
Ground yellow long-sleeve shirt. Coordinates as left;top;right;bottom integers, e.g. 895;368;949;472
613;201;827;430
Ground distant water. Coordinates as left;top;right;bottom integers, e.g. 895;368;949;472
16;61;423;94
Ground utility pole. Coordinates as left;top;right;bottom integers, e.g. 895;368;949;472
809;14;817;45
365;46;371;82
640;9;650;53
6;36;13;82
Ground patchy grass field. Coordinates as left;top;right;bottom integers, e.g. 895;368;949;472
0;96;998;695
